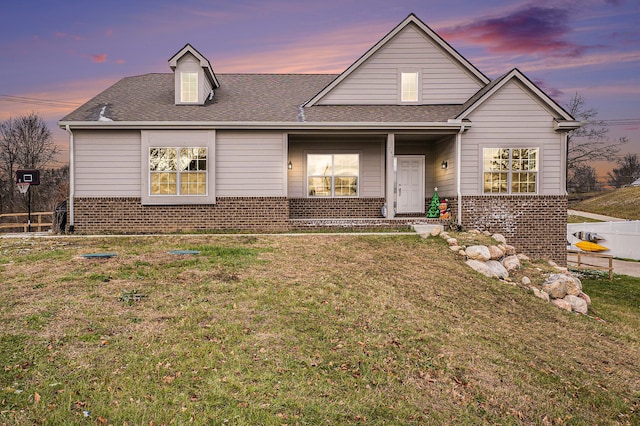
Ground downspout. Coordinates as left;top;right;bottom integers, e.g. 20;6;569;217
456;124;465;228
64;125;75;233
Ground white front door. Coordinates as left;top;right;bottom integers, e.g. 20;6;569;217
396;155;425;214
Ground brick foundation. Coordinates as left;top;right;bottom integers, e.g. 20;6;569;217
72;197;290;234
289;197;386;218
460;195;567;265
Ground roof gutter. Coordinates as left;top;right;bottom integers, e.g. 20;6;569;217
554;120;583;131
58;121;472;131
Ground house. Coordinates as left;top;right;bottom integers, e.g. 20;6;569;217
59;14;580;263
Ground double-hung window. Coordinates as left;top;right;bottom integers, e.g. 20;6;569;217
483;148;538;194
307;153;359;197
150;147;207;196
181;72;198;103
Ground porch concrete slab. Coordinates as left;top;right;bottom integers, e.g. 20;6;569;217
412;224;444;235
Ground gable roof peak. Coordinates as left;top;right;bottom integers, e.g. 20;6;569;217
304;13;490;107
457;67;578;123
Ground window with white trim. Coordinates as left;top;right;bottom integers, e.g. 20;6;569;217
181;72;198;103
150;147;207;196
483;148;538;194
307;153;359;197
401;71;418;102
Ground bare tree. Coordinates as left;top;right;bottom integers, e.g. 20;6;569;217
568;163;599;193
607;153;640;188
0;113;58;213
565;93;627;172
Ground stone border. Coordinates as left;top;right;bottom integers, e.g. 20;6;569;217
426;227;591;315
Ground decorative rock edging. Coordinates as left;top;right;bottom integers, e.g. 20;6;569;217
429;227;591;315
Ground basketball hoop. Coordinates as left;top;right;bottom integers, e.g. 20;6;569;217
17;182;30;194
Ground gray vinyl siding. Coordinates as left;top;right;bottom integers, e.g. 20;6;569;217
434;137;456;197
74;130;141;197
287;138;385;198
318;24;483;105
216;131;286;197
460;80;563;196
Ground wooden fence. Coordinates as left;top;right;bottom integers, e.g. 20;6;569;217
0;212;54;232
567;250;613;280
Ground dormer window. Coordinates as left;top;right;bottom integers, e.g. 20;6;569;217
401;71;419;103
181;72;198;103
169;43;220;106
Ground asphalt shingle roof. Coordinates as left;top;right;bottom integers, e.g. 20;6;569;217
61;73;465;124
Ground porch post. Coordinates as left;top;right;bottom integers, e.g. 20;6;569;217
386;133;395;219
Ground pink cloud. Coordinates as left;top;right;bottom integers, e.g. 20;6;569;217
441;6;589;58
55;32;84;41
91;54;107;63
114;58;125;65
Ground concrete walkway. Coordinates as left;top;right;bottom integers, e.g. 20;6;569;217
567;209;627;222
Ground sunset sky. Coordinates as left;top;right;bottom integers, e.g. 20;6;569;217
1;0;638;176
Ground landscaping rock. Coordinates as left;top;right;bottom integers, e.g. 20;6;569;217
466;245;491;261
466;259;508;279
458;250;466;257
488;245;504;260
483;230;491;236
522;276;531;286
532;287;550;302
430;227;441;237
546;274;582;296
491;233;507;244
551;298;573;312
542;280;567;299
503;244;517;256
517;253;530;262
486;260;509;279
449;245;462;252
564;295;588;314
468;229;481;234
578;292;591;306
502;255;521;272
447;238;458;246
465;259;493;277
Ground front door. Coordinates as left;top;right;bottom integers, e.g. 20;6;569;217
396;155;425;214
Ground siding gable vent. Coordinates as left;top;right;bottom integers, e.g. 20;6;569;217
168;44;220;105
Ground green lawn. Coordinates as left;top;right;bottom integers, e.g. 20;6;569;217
1;235;639;425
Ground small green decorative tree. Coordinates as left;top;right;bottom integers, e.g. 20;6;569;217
427;187;440;218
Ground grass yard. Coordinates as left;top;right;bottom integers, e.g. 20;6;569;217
1;234;639;425
571;186;640;220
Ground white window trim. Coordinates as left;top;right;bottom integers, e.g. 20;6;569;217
398;69;420;104
481;147;539;195
180;72;198;103
305;151;361;198
141;130;216;205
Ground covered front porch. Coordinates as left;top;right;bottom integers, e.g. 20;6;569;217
286;130;461;221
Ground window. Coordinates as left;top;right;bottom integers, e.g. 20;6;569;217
150;147;207;196
181;72;198;103
483;148;538;193
307;154;359;197
401;71;418;102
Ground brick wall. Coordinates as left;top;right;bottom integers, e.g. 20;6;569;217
461;195;567;264
73;197;289;234
289;197;386;218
